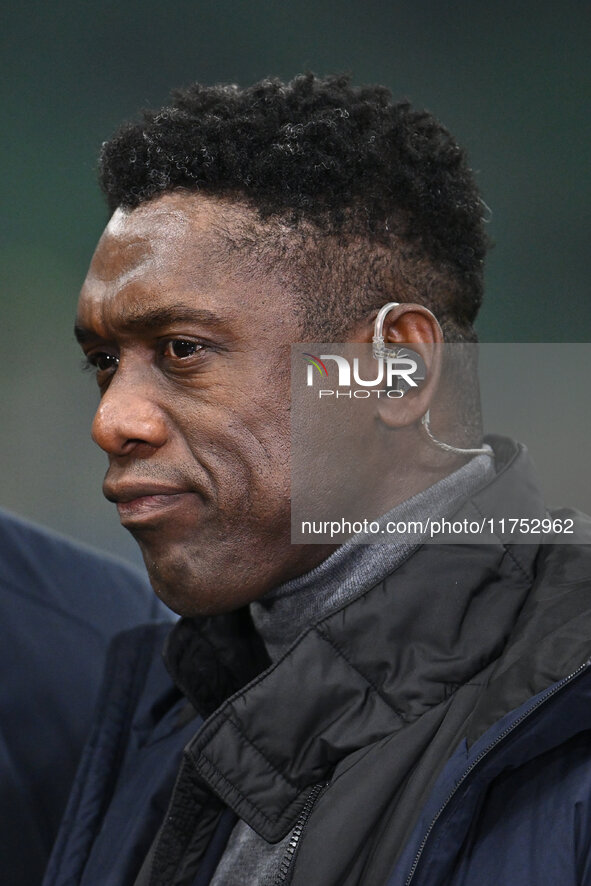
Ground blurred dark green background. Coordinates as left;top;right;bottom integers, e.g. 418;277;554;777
1;0;589;565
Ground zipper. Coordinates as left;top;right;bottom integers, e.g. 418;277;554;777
273;782;329;886
404;660;591;886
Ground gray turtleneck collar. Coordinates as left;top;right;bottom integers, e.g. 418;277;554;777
250;449;495;660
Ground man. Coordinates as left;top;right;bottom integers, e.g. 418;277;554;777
44;75;591;885
0;507;172;886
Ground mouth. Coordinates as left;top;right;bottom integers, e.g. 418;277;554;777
105;482;197;526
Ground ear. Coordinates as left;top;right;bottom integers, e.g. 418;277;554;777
373;303;443;429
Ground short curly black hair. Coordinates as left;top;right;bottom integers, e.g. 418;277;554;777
99;73;488;342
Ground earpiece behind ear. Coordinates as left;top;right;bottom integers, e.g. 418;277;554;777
372;301;493;456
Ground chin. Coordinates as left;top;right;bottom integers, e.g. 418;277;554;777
142;557;248;617
136;532;289;616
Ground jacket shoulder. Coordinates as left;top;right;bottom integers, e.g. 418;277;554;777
0;506;170;627
448;727;591;885
44;621;189;886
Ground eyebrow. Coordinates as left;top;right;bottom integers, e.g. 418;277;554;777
74;305;227;344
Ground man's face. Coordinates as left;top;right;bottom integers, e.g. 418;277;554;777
76;193;334;615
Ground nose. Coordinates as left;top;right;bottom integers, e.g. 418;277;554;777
91;376;168;457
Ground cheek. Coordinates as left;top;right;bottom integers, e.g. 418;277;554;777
181;397;292;498
171;355;292;499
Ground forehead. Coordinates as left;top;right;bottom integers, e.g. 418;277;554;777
77;193;294;333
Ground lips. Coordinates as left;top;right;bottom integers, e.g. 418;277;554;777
104;481;196;525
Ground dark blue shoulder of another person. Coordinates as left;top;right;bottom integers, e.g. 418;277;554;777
0;508;173;886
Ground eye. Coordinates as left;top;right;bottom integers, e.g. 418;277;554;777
84;352;119;373
161;339;204;360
